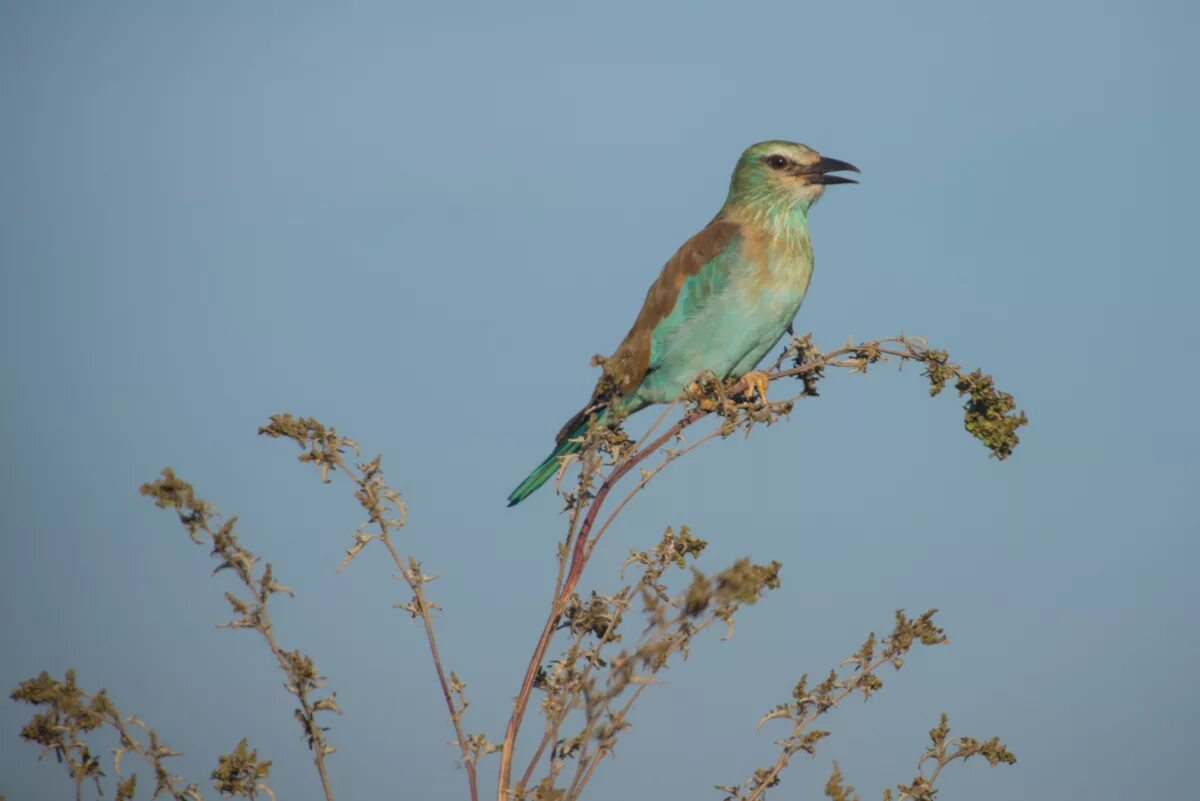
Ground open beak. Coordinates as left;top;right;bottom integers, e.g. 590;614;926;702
802;156;860;185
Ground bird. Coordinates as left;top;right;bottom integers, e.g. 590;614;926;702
507;140;858;506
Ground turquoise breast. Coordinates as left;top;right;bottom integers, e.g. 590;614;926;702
633;228;813;406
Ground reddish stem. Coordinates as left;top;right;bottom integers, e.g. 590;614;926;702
497;408;707;799
557;409;705;606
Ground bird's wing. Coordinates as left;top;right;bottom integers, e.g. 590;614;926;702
607;217;742;394
614;217;744;393
554;218;741;446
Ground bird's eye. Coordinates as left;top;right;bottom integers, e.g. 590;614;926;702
767;155;790;170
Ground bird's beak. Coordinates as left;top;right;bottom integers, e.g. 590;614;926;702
801;156;860;185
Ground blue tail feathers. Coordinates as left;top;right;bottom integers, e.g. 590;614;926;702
507;420;589;506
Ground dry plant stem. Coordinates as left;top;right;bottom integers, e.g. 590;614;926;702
216;551;334;801
925;759;949;792
59;724;88;801
140;470;333;801
515;606;625;792
530;624;618;796
565;673;648;799
560;406;708;603
205;525;335;800
516;719;555;792
551;457;599;603
500;356;828;798
383;531;478;801
589;428;723;548
509;466;606;793
499;334;1019;799
744;652;899;801
565;583;739;801
516;585;631;793
545;397;677;612
632;399;680;453
497;408;707;798
499;617;560;799
253;609;335;801
105;712;194;800
68;747;85;801
332;452;479;801
503;407;727;796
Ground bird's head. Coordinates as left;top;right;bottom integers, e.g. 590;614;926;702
726;140;859;215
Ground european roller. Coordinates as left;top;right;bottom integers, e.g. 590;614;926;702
507;141;858;506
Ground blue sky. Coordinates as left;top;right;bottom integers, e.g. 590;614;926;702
2;1;1196;799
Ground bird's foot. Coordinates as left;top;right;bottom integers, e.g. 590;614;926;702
739;371;770;404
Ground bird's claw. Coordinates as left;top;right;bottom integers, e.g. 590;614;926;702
740;371;770;404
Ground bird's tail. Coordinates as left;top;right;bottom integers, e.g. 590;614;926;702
506;431;583;507
507;410;600;506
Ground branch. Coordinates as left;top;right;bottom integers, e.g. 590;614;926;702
140;470;337;801
499;332;1027;799
720;610;948;801
257;415;486;801
886;713;1017;801
10;669;280;801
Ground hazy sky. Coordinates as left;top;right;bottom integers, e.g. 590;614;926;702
2;2;1197;799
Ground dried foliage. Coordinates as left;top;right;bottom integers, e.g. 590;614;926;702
513;527;781;800
718;610;951;801
258;414;489;800
822;713;1017;801
497;333;1024;798
771;333;1027;460
10;332;1025;801
9;668;267;801
212;740;274;800
139;468;337;801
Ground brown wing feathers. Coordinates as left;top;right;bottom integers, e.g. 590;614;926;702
604;218;740;395
553;218;740;446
